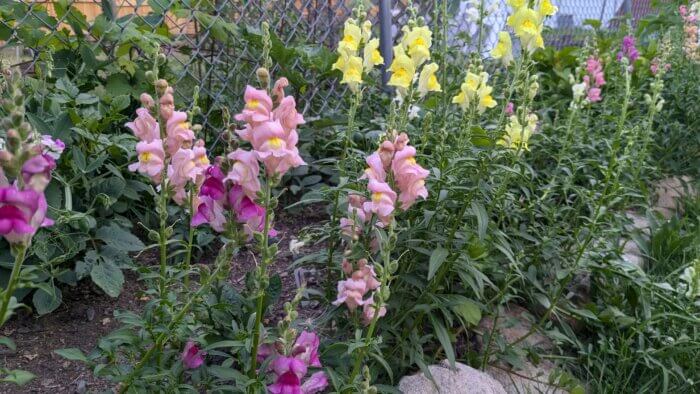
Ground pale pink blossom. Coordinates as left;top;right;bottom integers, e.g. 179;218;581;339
181;341;206;369
361;298;387;326
169;148;198;187
393;132;409;151
301;372;328;394
391;147;429;210
139;93;154;108
235;86;273;127
252;120;305;176
505;102;515;116
225;149;261;199
41;135;65;160
21;154;55;192
272;77;289;103
128;139;165;184
274;96;305;133
351;259;381;292
165;111;195;155
333;278;368;310
126;108;160;142
378;140;395;170
360;152;386;182
363;179;397;224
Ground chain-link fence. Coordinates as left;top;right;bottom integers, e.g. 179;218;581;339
0;0;660;132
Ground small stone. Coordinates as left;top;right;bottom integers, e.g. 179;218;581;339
86;307;96;322
398;360;506;394
653;176;696;218
75;379;87;394
101;317;111;326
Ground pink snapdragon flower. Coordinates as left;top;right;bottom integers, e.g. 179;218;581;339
505;102;515;116
228;185;277;238
235;86;273;127
361;298;387;326
225;149;261;199
128;139;165;184
200;165;226;200
333;278;368;310
169;148;198;186
391;146;429;210
351;259;381;292
181;341;206;369
363;180;397;225
361;152;386;182
272;77;289;103
267;356;308;394
165;111;195;155
193;141;210;174
251;120;305;176
274;96;305;133
292;331;322;368
582;56;606;103
126;108;160;142
191;195;227;232
40;135;65;160
21;154;56;192
0;186;52;245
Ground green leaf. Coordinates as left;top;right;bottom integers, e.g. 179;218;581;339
430;314;456;368
75;93;99;105
1;369;35;385
208;364;247;381
33;284;62;315
0;336;16;350
54;348;88;362
471;201;488;240
90;259;124;297
95;224;144;252
428;247;448;281
452;299;481;326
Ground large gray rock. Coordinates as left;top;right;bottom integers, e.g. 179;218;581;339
398;360;507;394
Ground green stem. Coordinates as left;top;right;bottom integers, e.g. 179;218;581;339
248;178;274;379
158;176;168;301
0;245;27;327
348;223;394;385
119;243;235;393
183;188;197;288
509;67;633;349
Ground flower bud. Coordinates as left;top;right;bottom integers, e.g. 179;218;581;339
155;79;169;96
256;67;270;88
145;70;155;83
140;93;155;108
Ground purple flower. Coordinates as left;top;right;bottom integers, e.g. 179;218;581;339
41;135;65;160
617;35;639;64
199;165;226;201
0;186;52;244
181;341;206;369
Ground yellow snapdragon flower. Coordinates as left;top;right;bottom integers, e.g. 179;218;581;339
477;85;497;113
538;0;558;17
338;19;362;54
491;31;514;66
402;26;432;66
362;20;372;43
333;52;363;89
418;62;441;97
507;0;527;8
498;114;538;151
507;6;544;53
388;45;415;89
363;38;384;72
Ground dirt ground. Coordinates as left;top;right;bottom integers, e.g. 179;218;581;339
0;205;327;393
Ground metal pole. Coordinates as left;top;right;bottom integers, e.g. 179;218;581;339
379;0;392;88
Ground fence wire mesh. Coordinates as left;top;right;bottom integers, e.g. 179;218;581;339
0;0;659;137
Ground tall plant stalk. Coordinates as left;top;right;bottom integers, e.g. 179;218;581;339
0;245;26;327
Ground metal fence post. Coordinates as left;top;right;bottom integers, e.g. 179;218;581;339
378;0;392;88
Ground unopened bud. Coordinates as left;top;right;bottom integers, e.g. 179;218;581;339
256;67;270;87
192;124;203;133
0;150;13;165
155;79;169;95
11;112;23;127
156;53;167;65
140;93;155;108
145;70;155;83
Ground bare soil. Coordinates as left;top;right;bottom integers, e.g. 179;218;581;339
0;205;327;393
